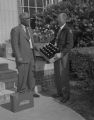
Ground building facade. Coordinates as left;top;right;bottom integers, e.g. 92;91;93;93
0;0;62;44
0;0;90;44
0;0;18;44
17;0;62;17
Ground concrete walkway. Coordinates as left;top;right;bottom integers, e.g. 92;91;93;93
0;57;86;120
0;95;85;120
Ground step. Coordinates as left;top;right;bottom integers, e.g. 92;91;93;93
0;63;8;71
35;71;54;79
0;89;15;104
0;70;17;80
0;82;5;91
36;74;55;86
0;78;18;89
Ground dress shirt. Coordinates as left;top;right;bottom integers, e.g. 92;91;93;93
22;24;33;48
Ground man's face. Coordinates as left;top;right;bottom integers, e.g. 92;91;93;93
57;15;65;27
21;18;30;27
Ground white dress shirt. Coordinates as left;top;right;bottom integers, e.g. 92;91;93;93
22;24;33;48
60;23;66;30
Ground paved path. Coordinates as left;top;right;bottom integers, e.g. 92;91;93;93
0;57;86;120
0;95;86;120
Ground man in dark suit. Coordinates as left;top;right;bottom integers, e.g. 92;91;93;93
11;12;39;97
53;13;73;103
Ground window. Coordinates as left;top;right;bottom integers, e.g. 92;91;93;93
19;0;45;16
18;0;59;16
18;0;61;28
18;0;49;28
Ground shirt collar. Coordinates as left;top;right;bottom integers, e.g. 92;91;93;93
60;23;66;30
21;24;26;32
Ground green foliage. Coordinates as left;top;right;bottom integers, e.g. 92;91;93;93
33;1;94;45
70;48;94;91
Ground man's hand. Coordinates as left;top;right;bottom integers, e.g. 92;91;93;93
34;46;39;51
55;53;62;59
54;42;57;46
17;57;28;64
17;57;23;63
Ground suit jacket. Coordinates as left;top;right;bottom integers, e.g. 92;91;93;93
11;24;35;65
57;24;73;56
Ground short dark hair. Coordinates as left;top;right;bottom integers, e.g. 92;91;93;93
58;13;67;21
19;12;30;20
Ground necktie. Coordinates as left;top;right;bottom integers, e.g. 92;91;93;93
56;28;62;40
25;27;33;48
25;27;30;40
55;28;62;45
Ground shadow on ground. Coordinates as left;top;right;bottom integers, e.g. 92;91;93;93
39;89;94;120
1;103;12;112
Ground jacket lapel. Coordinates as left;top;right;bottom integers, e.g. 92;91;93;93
19;25;34;47
57;24;68;47
58;24;68;39
20;25;30;41
28;27;34;45
62;24;68;30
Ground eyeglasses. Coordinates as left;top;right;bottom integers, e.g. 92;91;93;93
24;18;30;20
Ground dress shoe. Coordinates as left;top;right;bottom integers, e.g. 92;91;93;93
60;96;70;103
33;93;40;97
17;89;26;93
52;94;63;98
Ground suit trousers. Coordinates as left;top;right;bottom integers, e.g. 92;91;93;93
17;58;35;92
54;53;70;98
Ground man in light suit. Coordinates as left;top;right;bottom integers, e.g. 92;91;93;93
11;12;39;97
53;13;73;103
